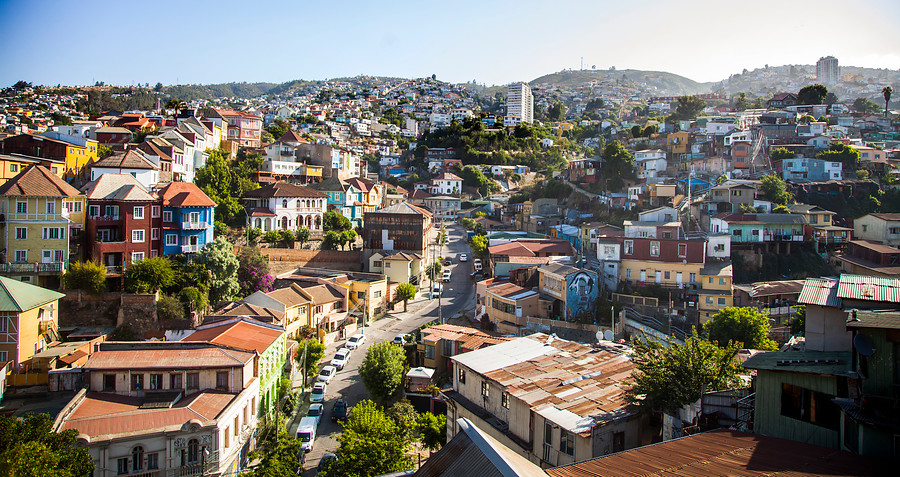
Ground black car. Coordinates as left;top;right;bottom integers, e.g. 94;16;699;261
331;399;347;422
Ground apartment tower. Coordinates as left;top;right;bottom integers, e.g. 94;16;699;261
816;56;840;85
507;82;534;124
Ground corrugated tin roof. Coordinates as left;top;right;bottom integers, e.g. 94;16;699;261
837;274;900;303
0;276;65;312
85;343;255;370
742;350;851;375
798;278;841;307
846;310;900;330
546;429;889;477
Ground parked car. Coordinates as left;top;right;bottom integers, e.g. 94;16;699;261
393;333;410;345
443;257;452;266
317;365;337;384
331;349;350;370
306;403;324;428
297;417;317;453
473;258;482;271
331;399;348;422
430;284;442;299
442;270;452;282
311;382;326;403
346;333;366;350
459;253;468;262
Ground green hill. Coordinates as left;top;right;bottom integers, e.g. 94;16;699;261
530;69;712;95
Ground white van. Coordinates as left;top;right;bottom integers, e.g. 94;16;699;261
297;417;317;453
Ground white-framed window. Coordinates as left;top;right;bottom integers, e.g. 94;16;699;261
624;240;633;255
0;351;7;361
64;200;82;213
151;206;161;218
14;250;27;262
718;297;727;305
132;252;145;262
163;210;172;222
15;201;27;214
132;230;145;243
165;234;178;246
42;227;64;240
46;201;55;214
89;205;100;217
134;206;144;219
151;228;160;240
14;227;26;240
650;241;660;257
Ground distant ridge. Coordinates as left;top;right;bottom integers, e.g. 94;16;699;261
529;69;712;96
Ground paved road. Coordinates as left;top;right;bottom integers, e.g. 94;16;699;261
297;225;474;475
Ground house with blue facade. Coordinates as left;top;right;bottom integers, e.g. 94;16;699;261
779;157;843;182
157;182;216;255
550;224;582;251
537;263;599;321
310;176;363;227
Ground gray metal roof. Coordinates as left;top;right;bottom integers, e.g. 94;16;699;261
846;310;900;330
837;274;900;303
798;278;841;307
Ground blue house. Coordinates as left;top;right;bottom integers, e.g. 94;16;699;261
157;182;216;255
310;177;364;227
538;263;600;321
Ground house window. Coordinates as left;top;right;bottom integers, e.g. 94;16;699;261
171;373;183;389
678;243;687;257
147;453;159;470
373;290;382;298
780;383;839;430
103;374;116;391
690;273;697;283
14;250;26;262
132;230;145;243
134;206;144;219
502;392;510;409
152;206;160;218
151;228;160;240
117;458;129;475
373;261;382;268
64;200;82;213
217;371;228;389
15;201;26;214
88;205;100;217
46;202;55;214
186;372;199;389
650;241;660;257
163;210;172;222
458;368;466;384
664;271;671;280
861;225;867;232
132;446;144;471
481;381;489;398
131;374;144;390
718;297;727;305
625;268;631;279
662;231;672;239
732;229;742;236
624;240;633;255
14;228;26;240
148;374;163;390
560;430;575;456
42;227;64;240
706;297;713;304
166;234;178;246
719;277;727;285
424;344;435;359
613;432;625;452
9;164;17;172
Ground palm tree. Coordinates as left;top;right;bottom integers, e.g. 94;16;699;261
165;99;185;119
883;86;893;117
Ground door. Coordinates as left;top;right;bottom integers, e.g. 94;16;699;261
640;270;647;283
676;272;683;287
655;271;662;284
42;250;52;263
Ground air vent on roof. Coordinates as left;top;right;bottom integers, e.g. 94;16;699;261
561;371;603;386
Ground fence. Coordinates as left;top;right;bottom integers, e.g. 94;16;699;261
612;293;659;307
525;317;610;334
623;306;691;341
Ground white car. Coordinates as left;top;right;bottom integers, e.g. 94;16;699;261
430;284;443;299
442;270;452;282
346;333;366;350
310;382;326;403
297;417;317;453
331;349;350;370
306;403;324;428
473;258;483;271
317;365;337;384
393;334;408;345
459;253;468;262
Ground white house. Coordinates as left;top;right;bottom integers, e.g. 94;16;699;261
89;150;159;189
431;172;462;195
596;238;621;291
156;129;196;183
633;150;667;180
243;182;328;231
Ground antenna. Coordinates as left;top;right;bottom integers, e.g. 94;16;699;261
854;334;875;357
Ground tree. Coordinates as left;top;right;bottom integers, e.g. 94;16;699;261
0;413;94;476
154;82;163;92
11;80;32;90
195;237;240;304
883;86;893;117
669;95;707;121
396;283;416;312
461;217;477;230
417;412;447;454
178;286;208;316
263;230;282;244
825;92;839;106
165;98;186;118
323;400;414;477
323;210;352;233
425;262;443;282
244;433;305;477
715;174;728;186
627;330;743;415
470;234;488;258
194;149;242;224
63;260;106;294
340;229;357;250
759;173;793;205
97;144;115;159
125;257;175;293
156;294;185;322
600;140;636;191
772;204;792;214
789;305;806;336
280;229;295;248
799;114;816;124
817;142;860;170
853;97;881;115
548;100;566;121
321;230;341;250
237;247;274;297
358;341;406;405
733;93;748;111
703;307;778;350
798;84;828;105
295;338;325;384
857;169;870;181
386;399;419;438
769;147;796;160
296;227;310;248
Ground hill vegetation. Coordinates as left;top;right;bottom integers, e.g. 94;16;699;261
530;69;712;95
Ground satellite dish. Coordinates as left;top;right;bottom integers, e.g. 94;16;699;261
603;330;615;341
854;334;875;357
596;331;604;343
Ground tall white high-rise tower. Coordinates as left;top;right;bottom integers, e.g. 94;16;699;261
507;82;534;124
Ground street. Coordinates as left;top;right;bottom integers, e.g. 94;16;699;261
296;224;474;475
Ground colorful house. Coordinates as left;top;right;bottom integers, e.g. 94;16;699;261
309;177;363;227
0;276;65;369
537;264;599;321
157;182;216;255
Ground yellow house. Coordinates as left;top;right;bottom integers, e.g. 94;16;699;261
698;261;734;323
243;284;312;339
369;251;424;287
0;165;85;288
345;274;388;321
0;275;65;369
62;139;99;178
666;131;690;155
0;154;66;184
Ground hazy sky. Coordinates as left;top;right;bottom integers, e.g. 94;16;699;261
2;0;898;88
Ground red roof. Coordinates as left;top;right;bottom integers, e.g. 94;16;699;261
488;239;575;257
249;208;276;217
184;319;282;355
158;182;216;207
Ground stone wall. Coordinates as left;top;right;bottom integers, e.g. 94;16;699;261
258;248;363;272
60;291;162;335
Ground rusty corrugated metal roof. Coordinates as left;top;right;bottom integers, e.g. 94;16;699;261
546;428;889;477
84;345;254;370
798;278;841;307
836;274;900;303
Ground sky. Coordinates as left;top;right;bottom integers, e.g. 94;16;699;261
2;0;899;88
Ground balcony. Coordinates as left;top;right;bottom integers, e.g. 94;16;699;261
90;214;120;222
280;149;293;156
0;262;64;274
182;221;208;230
181;244;201;253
